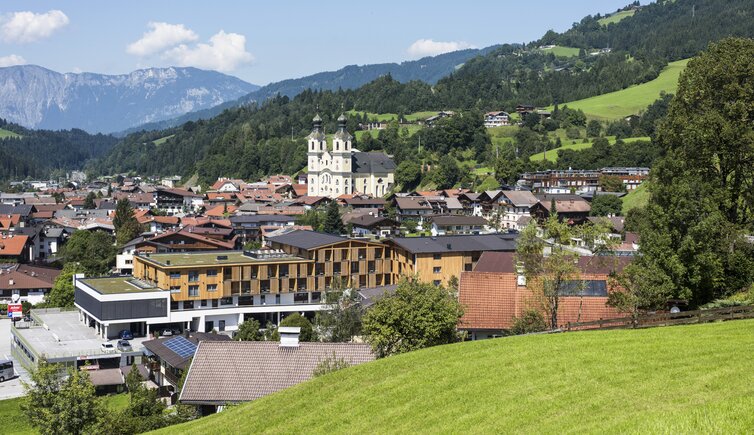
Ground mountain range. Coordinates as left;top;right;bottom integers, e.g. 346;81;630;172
0;65;259;133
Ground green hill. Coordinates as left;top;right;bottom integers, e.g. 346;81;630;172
529;136;650;162
622;182;650;213
598;9;636;26
558;59;689;120
158;319;754;434
0;128;21;139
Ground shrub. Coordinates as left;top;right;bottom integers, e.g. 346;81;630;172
510;309;548;335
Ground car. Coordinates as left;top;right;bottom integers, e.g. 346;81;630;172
118;330;134;340
116;340;132;351
100;342;115;352
160;328;173;337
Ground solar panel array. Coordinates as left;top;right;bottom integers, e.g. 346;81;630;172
164;336;197;358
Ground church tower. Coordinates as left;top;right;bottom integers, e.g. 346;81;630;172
307;114;326;196
331;113;352;195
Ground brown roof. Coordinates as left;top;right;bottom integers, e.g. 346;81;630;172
430;215;488;226
0;264;60;290
535;194;591;214
87;368;124;386
395;196;432;211
180;341;374;405
473;252;516;273
501;190;539;207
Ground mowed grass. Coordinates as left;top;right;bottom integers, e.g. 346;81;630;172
540;45;580;57
346;110;439;123
529;136;650;162
157;320;754;434
152;134;175;145
558;59;690;120
622;182;650;213
354;124;422;140
0;128;21;139
598;9;636;26
0;393;130;435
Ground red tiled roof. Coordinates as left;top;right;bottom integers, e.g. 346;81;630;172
0;235;29;256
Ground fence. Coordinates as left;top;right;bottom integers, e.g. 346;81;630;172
566;305;754;331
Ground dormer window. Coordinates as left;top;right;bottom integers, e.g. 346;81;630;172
335;142;339;151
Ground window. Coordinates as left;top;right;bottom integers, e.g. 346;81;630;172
201;300;208;307
351;262;360;274
280;265;289;277
207;284;217;292
183;300;194;310
560;280;608;296
433;280;442;286
333;262;341;275
188;285;199;297
170;301;179;311
294;292;308;304
358;249;366;259
464;263;473;272
433;253;442;260
220;297;233;305
315;263;324;276
211;299;218;308
238;295;253;306
433;267;442;274
375;249;383;259
188;271;199;282
275;294;281;304
368;261;375;273
311;292;321;304
207;269;218;277
169;272;180;279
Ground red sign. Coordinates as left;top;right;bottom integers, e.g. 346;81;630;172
8;303;22;319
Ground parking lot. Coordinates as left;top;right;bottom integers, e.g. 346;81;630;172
0;318;30;400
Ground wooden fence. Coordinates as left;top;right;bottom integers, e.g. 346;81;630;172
565;305;754;331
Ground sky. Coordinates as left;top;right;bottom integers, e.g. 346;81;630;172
0;1;637;85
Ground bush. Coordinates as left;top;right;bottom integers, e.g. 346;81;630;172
510;309;547;335
312;354;351;377
279;313;316;342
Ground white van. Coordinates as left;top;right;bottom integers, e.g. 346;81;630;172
0;359;14;382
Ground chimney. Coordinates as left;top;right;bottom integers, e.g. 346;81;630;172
278;326;300;347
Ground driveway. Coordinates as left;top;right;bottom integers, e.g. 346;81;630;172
0;318;30;400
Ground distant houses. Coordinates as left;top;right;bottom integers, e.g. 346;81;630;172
484;111;511;127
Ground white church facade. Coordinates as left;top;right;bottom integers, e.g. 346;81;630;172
307;114;395;198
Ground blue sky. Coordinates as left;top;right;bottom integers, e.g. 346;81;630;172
0;1;637;85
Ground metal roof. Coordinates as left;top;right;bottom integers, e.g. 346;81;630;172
388;234;517;254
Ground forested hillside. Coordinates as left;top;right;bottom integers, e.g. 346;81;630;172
90;0;754;183
0;120;117;181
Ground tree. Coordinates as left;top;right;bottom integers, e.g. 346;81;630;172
598;175;626;193
586;120;601;137
433;155;460;189
46;263;83;307
362;278;463;357
235;318;262;341
590;194;623;217
113;198;142;246
279;313;316;342
607;263;675;324
125;364;165;419
634;38;754;307
322;201;345;235
510;309;548;335
395;160;421;190
83;192;96;209
60;230;116;275
314;286;364;342
23;363;103;435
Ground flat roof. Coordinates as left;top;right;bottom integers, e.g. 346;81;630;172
137;250;307;268
14;310;147;360
81;276;162;295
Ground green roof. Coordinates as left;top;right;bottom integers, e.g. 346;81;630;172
81;277;162;295
138;251;307;268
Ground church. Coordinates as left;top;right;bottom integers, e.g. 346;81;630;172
306;114;396;198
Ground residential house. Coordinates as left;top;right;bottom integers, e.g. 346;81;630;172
346;214;399;238
429;215;488;236
0;264;60;304
393;196;433;223
143;332;231;391
531;194;591;225
484;111;511;128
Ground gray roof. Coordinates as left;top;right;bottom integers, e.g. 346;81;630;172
230;215;296;225
267;230;348;250
389;234;517;254
346;214;398;228
87;368;124;386
180;341;374;404
352;152;396;174
358;284;398;308
0;204;33;217
142;332;231;370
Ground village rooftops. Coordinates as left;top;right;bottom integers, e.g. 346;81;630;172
136;250;307;268
79;276;162;295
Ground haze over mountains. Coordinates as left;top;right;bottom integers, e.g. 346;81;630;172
0;65;259;133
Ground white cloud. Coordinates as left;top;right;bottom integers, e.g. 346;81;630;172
162;30;253;72
0;54;26;67
126;22;198;56
407;39;475;58
0;10;69;43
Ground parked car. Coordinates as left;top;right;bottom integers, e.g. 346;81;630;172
116;340;132;351
100;342;115;352
160;328;173;337
118;330;134;340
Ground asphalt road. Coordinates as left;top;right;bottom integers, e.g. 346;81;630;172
0;318;30;400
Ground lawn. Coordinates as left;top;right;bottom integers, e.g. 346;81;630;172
354;124;422;140
622;182;650;213
598;9;636;26
539;45;580;57
529;136;650;162
153;134;175;145
157;319;754;434
557;59;690;120
0;128;21;139
0;393;130;434
346;110;438;123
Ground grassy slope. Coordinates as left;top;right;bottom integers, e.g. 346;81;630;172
559;59;689;120
0;128;21;139
153;134;175;145
540;45;580;57
529;136;650;162
159;320;754;434
598;9;636;25
0;393;129;435
622;182;650;213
